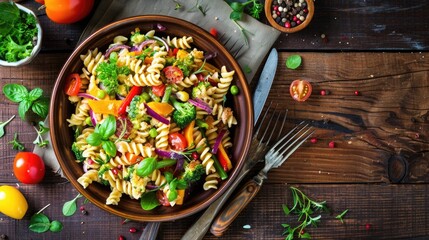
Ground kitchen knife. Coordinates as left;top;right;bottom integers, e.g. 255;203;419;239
253;48;278;123
181;48;278;240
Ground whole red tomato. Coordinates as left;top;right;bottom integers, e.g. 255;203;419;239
13;152;45;184
42;0;95;24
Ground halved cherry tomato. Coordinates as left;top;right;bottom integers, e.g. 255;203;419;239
13;152;45;184
168;132;188;151
289;79;312;102
156;190;170;207
43;0;95;24
64;73;82;96
152;84;166;97
163;66;184;83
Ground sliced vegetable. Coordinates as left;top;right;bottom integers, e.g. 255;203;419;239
64;73;82;96
88;109;97;126
117;86;142;116
289;79;312;102
87;99;124;116
146;102;174;117
152;84;166;97
183;120;195;148
217;144;232;171
211;129;226;154
163;66;184;83
104;44;131;58
161;85;172;103
155;148;184;160
144;103;170;124
188;98;212;114
125;152;140;164
152;36;169;52
132;39;156;53
175;189;186;205
77;93;99;100
212;155;228;180
168;132;188;151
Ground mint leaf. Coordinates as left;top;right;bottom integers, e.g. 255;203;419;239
2;83;28;103
18;99;32;120
286;55;302;70
140;191;160;210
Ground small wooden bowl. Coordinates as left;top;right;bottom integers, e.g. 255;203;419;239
265;0;314;33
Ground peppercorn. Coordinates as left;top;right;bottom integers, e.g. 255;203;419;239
81;210;88;215
271;0;309;29
118;235;126;240
328;141;336;148
310;137;318;143
129;227;137;233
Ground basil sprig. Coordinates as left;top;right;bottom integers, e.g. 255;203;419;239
136;158;176;177
2;84;49;120
29;213;63;233
86;115;117;156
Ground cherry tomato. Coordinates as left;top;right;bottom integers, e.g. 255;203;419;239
152;84;167;97
168;132;188;151
43;0;94;24
0;185;28;219
13;152;45;184
289;79;312;102
64;73;82;96
156;190;170;207
163;66;184;83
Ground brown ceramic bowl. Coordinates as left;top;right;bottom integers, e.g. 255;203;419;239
49;15;253;222
265;0;314;33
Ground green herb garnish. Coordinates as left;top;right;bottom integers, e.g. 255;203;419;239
286;55;302;70
86;115;117;156
140;191;160;210
0;115;15;138
9;132;25;150
282;187;329;240
96;58;130;95
0;1;38;62
29;213;63;233
62;194;83;217
2;84;49;120
228;0;263;20
33;121;49;148
335;209;349;223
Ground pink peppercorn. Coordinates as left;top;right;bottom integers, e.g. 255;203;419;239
118;235;125;240
354;90;360;96
79;206;85;211
129;227;137;233
320;90;327;96
285;22;291;28
112;168;118;175
310;137;318;143
117;165;123;170
87;159;94;165
297;20;302;25
293;16;298;21
274;6;278;11
365;223;371;231
328;141;336;148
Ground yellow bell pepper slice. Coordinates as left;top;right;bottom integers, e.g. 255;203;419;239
183;120;195;149
175;189;186;205
87;99;124;117
146;102;174;117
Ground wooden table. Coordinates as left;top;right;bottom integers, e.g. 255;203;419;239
1;1;429;239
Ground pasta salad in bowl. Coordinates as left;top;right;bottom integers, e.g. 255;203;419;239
50;16;253;221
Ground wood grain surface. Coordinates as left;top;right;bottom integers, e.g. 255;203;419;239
1;0;429;239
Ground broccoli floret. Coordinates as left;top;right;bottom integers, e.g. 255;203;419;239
71;142;85;162
127;95;144;120
192;82;210;99
130;30;146;45
171;97;196;129
182;160;205;183
176;54;194;77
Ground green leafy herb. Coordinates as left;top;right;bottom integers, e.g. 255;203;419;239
62;194;83;217
0;1;39;62
2;84;49;120
96;60;130;95
140;191;161;210
0;115;15;138
29;213;63;233
335;209;349;223
286;55;302;70
9;132;25;150
173;0;183;10
33;121;49;148
86;115;117;156
228;0;263;20
29;213;51;233
243;65;252;74
188;0;207;16
282;187;329;240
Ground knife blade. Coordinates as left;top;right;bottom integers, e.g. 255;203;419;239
181;49;278;240
253;48;278;123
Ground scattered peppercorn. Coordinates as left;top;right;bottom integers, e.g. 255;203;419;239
192;152;199;160
112;168;119;175
365;223;371;231
79;206;85;211
320;89;330;96
118;235;125;240
328;141;336;148
129;227;137;233
271;0;309;28
310;137;318;143
354;90;360;96
81;210;88;215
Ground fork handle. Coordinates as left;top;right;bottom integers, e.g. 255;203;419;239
210;178;262;237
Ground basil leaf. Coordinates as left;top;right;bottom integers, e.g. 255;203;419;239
28;88;43;102
86;132;102;146
167;189;177;202
136;157;157;177
31;97;49;118
98;115;116;140
29;213;51;233
102;140;116;157
140;191;160;210
2;83;28;103
62;194;82;216
18;99;32;120
286;55;302;70
164;171;173;183
49;220;63;232
229;11;242;21
176;179;188;189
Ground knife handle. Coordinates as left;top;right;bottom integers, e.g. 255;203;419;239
210;178;262;237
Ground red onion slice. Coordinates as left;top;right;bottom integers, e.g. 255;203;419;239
133;39;157;53
88;109;98;126
156;23;167;31
155;148;184;160
144;103;170;125
77;93;99;100
212;129;226;154
104;44;131;58
188;98;213;114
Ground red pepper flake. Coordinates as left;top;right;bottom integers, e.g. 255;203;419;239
129;227;137;233
328;141;336;148
310;137;318;143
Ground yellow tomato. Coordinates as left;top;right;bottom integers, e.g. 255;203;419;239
0;185;28;219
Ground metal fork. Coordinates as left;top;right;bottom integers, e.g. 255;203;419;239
209;121;315;237
181;104;287;240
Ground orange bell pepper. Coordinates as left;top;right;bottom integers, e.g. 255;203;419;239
146;102;174;117
217;144;232;172
183;120;195;149
87;99;123;116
